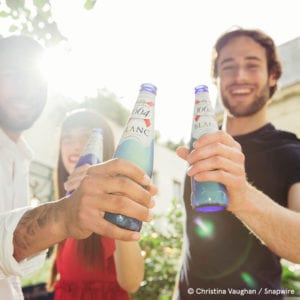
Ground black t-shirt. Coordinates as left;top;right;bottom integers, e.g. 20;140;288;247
177;123;300;300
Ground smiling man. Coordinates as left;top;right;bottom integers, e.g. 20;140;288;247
0;34;48;300
174;28;300;300
0;35;47;211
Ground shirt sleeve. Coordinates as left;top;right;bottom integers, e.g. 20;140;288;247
287;145;300;187
0;207;47;279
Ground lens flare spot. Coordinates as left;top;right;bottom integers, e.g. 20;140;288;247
241;272;257;288
194;216;215;239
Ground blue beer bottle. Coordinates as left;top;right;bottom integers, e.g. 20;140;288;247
190;85;228;212
104;83;156;231
66;128;103;196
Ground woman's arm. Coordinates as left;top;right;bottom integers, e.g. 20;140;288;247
114;240;144;294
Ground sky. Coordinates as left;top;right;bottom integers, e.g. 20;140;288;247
46;0;300;143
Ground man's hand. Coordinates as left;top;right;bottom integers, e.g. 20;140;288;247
176;130;246;212
65;158;156;240
64;163;90;194
13;158;157;261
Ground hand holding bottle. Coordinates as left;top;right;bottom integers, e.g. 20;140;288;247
187;85;229;212
176;130;246;212
64;164;90;194
13;158;157;262
104;83;157;231
67;158;156;236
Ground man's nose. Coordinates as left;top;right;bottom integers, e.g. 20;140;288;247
234;66;249;82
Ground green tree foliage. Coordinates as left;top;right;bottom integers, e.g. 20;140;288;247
164;138;186;152
281;263;300;294
0;0;64;45
43;89;129;129
132;198;184;300
83;88;129;126
0;0;99;46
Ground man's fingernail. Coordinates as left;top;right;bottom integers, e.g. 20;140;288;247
150;198;156;208
143;174;151;184
147;210;154;221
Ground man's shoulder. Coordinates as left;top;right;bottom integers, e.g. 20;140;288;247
264;123;300;145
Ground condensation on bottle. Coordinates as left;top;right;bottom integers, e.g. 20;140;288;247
104;83;156;231
66;128;103;196
190;85;228;212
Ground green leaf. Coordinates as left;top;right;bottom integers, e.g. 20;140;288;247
84;0;97;10
5;0;25;10
9;24;19;32
0;11;9;17
33;0;49;9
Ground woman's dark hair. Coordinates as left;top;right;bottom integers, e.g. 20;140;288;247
48;108;115;291
211;28;282;97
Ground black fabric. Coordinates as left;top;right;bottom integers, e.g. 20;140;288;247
177;123;300;300
22;283;54;300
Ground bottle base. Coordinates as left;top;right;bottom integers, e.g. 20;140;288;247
104;212;142;232
195;205;226;213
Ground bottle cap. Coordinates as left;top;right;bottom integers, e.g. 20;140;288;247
194;85;208;94
140;83;157;95
92;128;103;134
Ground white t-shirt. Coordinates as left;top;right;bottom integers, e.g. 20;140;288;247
0;130;47;299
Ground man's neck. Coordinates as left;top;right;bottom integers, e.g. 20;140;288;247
224;108;268;137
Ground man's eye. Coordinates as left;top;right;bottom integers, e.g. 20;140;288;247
222;66;235;71
247;65;259;70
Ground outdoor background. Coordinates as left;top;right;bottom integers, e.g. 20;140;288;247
1;1;300;299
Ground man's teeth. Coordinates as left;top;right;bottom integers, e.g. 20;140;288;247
232;88;250;94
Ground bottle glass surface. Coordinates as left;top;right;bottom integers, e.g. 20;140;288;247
66;128;103;196
104;83;156;231
190;85;228;212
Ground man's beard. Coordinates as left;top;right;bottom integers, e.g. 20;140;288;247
0;101;45;132
0;88;47;132
222;82;270;117
0;111;41;131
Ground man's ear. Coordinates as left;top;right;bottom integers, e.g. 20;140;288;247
269;72;277;87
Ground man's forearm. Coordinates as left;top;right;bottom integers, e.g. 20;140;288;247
232;184;300;263
13;199;68;262
12;159;158;262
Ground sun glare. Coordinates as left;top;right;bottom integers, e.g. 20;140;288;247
41;46;98;101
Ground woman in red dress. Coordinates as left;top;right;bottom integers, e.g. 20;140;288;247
47;109;144;300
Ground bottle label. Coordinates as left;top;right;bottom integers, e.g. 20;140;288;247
80;132;103;158
120;91;155;147
105;85;156;232
190;87;228;212
191;96;218;140
67;130;103;196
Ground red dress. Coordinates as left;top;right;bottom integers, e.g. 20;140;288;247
54;236;130;300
